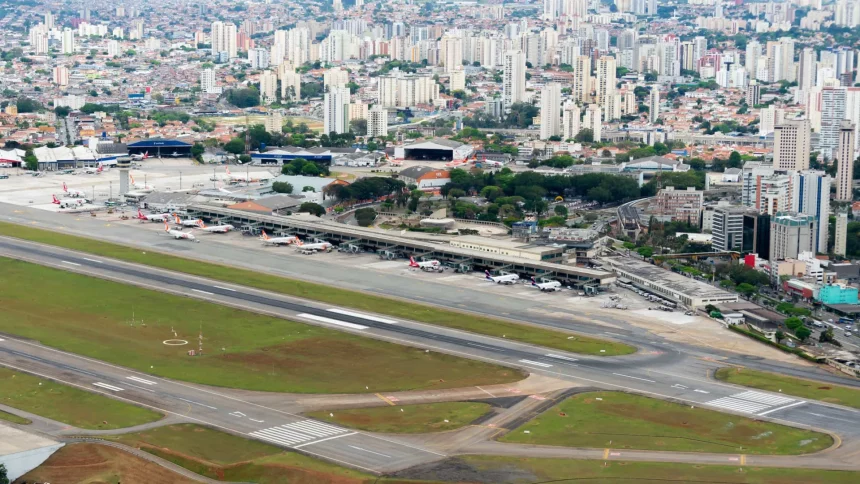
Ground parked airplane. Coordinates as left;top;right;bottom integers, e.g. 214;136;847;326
296;238;333;252
409;256;442;271
173;213;202;227
166;151;183;158
62;182;87;198
129;174;154;190
137;209;170;222
225;166;269;183
52;194;86;208
531;277;563;292
163;221;196;241
81;164;104;175
485;270;519;285
259;230;298;245
196;220;235;233
131;151;150;161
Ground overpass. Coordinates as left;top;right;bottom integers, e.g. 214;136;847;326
186;205;616;287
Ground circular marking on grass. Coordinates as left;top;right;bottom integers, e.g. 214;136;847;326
163;339;189;346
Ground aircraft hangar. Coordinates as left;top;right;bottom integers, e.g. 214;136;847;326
127;138;193;158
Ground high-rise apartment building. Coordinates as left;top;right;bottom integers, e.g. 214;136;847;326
61;28;75;54
746;81;760;107
819;87;847;160
790;170;832;254
324;67;350;90
712;206;747;252
773;119;811;171
200;68;216;93
211;21;238;59
770;213;816;260
573;55;591;104
583;104;602;142
324;85;351;135
648;86;660;123
52;66;69;86
562;101;581;141
249;48;269;69
279;65;301;102
259;70;278;104
503;50;526;109
367;105;388;138
595;56;616;107
834;212;848;256
539;83;562;140
836;120;856;201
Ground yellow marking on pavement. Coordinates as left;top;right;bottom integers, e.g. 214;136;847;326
375;393;396;406
603;448;610;459
740;454;746;465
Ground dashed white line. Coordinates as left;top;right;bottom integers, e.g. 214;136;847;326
126;376;157;385
229;411;247;417
93;382;123;392
348;445;391;458
82;257;103;263
212;286;236;292
192;289;214;295
179;398;217;410
545;353;578;361
249;418;265;423
518;359;553;368
467;342;497;350
123;382;156;393
61;260;81;266
297;313;369;330
694;389;710;394
327;308;398;324
0;338;4;342
757;401;806;416
612;373;656;383
807;412;856;423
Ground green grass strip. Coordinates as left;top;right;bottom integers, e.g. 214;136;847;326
716;367;860;410
0;221;634;356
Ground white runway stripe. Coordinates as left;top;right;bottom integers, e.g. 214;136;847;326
126;376;157;385
249;420;350;448
518;359;553;368
297;313;368;330
545;353;578;361
93;382;123;392
705;397;771;414
733;390;795;406
327;308;398;324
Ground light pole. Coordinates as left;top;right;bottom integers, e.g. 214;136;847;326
109;181;113;201
179;171;182;190
92;185;95;202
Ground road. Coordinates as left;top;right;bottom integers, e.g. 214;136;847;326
2;235;860;472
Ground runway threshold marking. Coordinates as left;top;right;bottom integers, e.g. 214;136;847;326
545;353;578;361
179;398;217;410
93;382;123;392
348;445;391;458
293;432;357;449
612;373;656;383
375;393;396;406
297;313;368;330
126;376;157;385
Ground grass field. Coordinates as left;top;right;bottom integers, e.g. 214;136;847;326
0;408;31;425
458;456;860;484
0;367;162;430
499;391;832;455
19;443;199;484
716;367;860;410
0;221;634;356
306;402;492;433
0;257;522;393
106;424;376;483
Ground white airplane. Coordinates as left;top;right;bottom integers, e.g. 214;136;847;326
409;256;442;271
196;220;235;233
260;229;298;245
137;209;170;222
131;151;150;161
485;270;519;285
531;277;563;292
166;151;183;158
173;213;202;227
225;166;269;183
163;221;196;241
296;238;333;252
52;194;86;208
81;164;104;175
62;182;87;198
129;174;154;190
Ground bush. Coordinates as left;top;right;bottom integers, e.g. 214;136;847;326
355;208;377;227
272;181;293;194
299;202;325;217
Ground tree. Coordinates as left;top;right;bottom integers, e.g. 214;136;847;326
54;106;71;117
302;185;315;192
554;204;568;217
23;148;38;171
736;283;756;296
191;142;205;160
636;246;654;258
728;151;742;167
272;181;293;193
784;317;804;331
774;330;785;345
355;207;377;227
0;463;7;484
299;202;325;216
350;118;367;136
448;188;466;199
223;137;245;155
574;128;594;143
795;326;812;342
226;87;260;108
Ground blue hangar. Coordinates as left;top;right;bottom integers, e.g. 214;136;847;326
127;138;193;158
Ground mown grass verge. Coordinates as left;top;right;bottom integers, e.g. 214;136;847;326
307;402;492;434
0;221;634;356
716;367;860;410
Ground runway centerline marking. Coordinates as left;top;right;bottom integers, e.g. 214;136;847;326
612;373;656;383
191;289;214;295
807;412;856;423
61;260;81;266
297;313;368;330
93;382;123;392
212;285;236;292
519;359;553;368
327;308;398;324
82;257;103;263
348;445;391;458
179;398;217;410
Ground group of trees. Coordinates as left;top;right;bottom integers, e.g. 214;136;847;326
354;208;377;227
225;87;260;108
280;157;329;177
324;176;405;202
462;102;539;129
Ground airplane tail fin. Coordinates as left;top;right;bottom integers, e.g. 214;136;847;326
409;256;417;266
129;174;135;184
137;209;145;219
260;229;269;240
174;214;181;224
97;164;103;173
163;221;169;231
62;182;68;192
196;220;205;228
485;270;492;279
52;194;60;204
296;238;303;246
530;277;538;285
226;167;232;175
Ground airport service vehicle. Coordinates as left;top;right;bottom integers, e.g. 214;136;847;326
131;152;150;161
485;270;519;284
137;209;170;222
409;256;442;271
80;165;104;175
173;213;203;227
52;194;86;208
62;182;87;198
163;222;196;241
196;220;235;233
531;277;562;292
0;174;8;179
259;230;297;245
296;239;333;252
129;174;154;190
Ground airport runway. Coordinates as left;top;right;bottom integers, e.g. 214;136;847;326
3;236;860;472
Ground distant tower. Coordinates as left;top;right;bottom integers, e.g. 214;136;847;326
117;155;131;196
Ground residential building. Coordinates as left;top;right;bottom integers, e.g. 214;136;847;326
773;119;811;171
819;87;847;160
52;66;69;86
61;28;75;54
259;70;278;104
211;21;238;59
449;68;466;92
539;83;562;140
573;55;591;104
648;86;659;123
836;120;856;201
264;112;283;134
742;213;771;260
583;104;602;142
200;68;216;93
746;81;760;107
562;101;581;141
280;67;301;102
741;161;775;208
790;170;831;254
377;73;439;108
324;67;350;90
596;56;616;107
835;212;848;257
758;106;784;136
367;105;388;138
249;48;269;69
712;206;746;252
324;85;351;135
770;212;816;261
503;50;526;108
654;187;703;226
